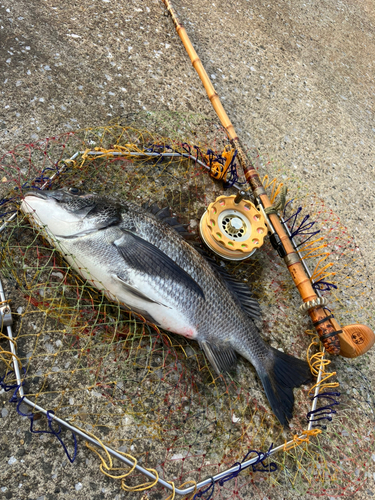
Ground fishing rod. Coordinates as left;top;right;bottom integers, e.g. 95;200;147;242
161;0;374;358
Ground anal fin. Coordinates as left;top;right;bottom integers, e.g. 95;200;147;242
199;340;237;374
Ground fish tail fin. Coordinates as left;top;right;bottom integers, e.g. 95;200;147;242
257;347;313;427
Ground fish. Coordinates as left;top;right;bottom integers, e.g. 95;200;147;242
21;187;313;426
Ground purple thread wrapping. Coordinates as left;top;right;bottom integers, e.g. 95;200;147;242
307;391;340;427
312;279;338;291
283;202;338;289
193;443;277;499
282;205;320;247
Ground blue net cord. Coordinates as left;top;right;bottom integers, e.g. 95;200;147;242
1;369;78;463
194;477;215;500
8;162;62;193
307;391;340;428
145;142;246;189
31;162;62;188
17;398;78;463
193;443;277;499
282;202;320;247
204;147;245;189
0;196;18;218
145;142;207;167
223;149;244;190
0;369;25;395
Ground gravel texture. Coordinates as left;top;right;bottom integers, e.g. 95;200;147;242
1;0;374;499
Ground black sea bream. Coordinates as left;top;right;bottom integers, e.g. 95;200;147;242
21;188;312;426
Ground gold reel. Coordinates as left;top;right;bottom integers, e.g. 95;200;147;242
199;195;268;260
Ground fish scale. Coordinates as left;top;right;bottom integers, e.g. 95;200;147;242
128;207;257;339
21;188;313;426
130;206;269;358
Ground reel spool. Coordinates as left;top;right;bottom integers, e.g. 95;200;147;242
199;195;268;261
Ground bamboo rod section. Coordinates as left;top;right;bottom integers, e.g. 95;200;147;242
162;1;237;142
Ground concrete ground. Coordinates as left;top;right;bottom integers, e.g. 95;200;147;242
1;0;374;499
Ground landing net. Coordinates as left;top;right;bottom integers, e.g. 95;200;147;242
0;113;374;498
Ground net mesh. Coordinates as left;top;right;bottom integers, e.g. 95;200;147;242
0;113;374;498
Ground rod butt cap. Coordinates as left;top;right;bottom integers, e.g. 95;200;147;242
338;324;375;358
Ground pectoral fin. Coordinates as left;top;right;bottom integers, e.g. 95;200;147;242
113;231;204;299
112;274;168;307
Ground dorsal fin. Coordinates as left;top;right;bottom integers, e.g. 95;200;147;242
142;201;260;319
155;206;171;219
162;216;180;226
143;201;194;239
142;201;161;215
196;245;261;320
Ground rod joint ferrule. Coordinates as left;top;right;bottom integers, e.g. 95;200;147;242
300;297;328;313
284;252;301;267
253;186;266;197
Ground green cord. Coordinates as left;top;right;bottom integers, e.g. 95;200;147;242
264;185;288;215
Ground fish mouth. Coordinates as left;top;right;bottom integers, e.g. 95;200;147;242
23;189;63;201
23;189;96;202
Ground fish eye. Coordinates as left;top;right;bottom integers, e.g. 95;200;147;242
68;187;81;195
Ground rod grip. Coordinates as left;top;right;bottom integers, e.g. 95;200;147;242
309;307;341;354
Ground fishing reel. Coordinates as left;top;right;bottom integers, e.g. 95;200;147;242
199;194;268;260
